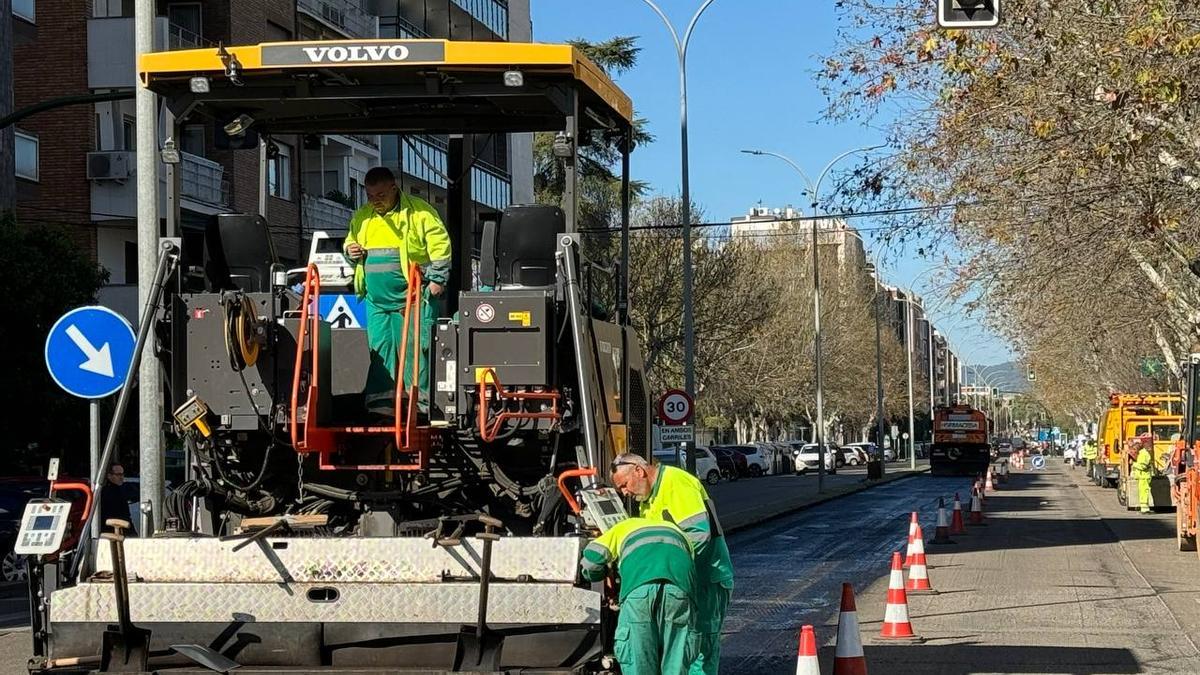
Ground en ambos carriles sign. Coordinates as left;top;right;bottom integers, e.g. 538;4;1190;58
260;42;446;66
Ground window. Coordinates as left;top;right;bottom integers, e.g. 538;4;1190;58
13;0;34;22
123;241;138;285
268;142;292;200
166;3;201;35
180;125;205;157
15;131;38;181
122;116;136;152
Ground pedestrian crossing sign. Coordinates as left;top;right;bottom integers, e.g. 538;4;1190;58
318;295;366;329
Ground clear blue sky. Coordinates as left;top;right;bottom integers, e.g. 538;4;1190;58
530;0;1014;366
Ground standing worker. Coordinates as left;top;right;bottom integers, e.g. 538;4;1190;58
343;167;451;417
611;453;733;675
579;516;696;674
1131;436;1154;514
1082;438;1098;480
99;463;135;536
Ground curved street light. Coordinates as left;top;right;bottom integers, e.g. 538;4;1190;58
739;145;883;491
638;0;719;472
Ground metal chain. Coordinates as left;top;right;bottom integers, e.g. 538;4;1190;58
296;451;305;502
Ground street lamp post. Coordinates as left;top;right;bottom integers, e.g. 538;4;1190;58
740;145;883;492
638;0;718;474
904;295;917;470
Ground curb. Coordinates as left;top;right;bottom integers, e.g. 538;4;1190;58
725;468;930;533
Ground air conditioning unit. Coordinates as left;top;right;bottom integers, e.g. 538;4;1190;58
87;151;135;180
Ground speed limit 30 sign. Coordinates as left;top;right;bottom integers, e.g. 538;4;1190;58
658;389;694;424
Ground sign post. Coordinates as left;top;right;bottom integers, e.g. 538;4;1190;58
658;389;695;469
45;305;136;538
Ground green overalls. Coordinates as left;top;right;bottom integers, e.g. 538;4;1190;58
1133;447;1153;513
640;465;734;675
580;517;697;675
343;193;451;415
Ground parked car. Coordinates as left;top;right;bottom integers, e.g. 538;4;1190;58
841;443;875;466
711;446;751;478
728;445;770;477
790;443;838;475
652;447;722;486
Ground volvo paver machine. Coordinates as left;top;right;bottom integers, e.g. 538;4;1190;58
25;38;648;674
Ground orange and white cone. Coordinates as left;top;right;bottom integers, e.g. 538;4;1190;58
929;497;955;545
795;624;820;675
969;488;987;525
903;511;918;567
905;524;937;594
950;492;967;535
833;583;868;675
986;467;996;492
878;551;923;642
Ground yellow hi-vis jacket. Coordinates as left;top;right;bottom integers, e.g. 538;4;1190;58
343;192;452;297
1083;442;1098;460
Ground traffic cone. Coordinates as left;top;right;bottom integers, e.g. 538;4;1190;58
905;524;937;594
903;511;918;567
795;624;820;675
950;492;967;535
929;497;955;545
969;488;987;525
878;551;923;642
986;467;997;492
833;583;868;675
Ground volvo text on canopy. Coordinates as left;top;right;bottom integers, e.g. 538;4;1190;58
25;38;651;674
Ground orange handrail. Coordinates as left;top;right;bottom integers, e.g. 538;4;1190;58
395;264;423;451
289;264;321;450
49;482;93;527
556;468;598;515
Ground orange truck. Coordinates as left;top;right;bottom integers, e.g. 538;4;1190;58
930;404;991;476
1093;393;1182;510
1172;354;1200;552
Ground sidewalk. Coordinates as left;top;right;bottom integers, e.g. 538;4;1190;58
712;461;930;532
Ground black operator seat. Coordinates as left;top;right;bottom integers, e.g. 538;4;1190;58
204;213;278;293
478;204;566;290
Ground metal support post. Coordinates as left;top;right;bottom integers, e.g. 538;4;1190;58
136;0;163;536
906;300;916;470
639;0;718;474
874;280;886;474
89;401;101;539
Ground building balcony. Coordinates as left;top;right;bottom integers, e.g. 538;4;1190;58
180;152;230;208
303;194;354;236
297;0;379;39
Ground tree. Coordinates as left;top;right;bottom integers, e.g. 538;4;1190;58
818;0;1200;418
0;213;108;474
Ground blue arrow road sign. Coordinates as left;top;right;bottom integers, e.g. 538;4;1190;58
44;306;137;399
1031;455;1046;470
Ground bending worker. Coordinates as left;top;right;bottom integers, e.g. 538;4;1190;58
343;167;451;417
580;516;696;674
1131;435;1154;514
611;453;733;675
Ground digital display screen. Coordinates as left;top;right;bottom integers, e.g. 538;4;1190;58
316;237;345;253
597;500;621;516
32;515;55;530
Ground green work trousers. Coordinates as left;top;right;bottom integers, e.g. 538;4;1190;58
362;251;439;415
614;582;695;675
689;581;731;675
1136;473;1151;512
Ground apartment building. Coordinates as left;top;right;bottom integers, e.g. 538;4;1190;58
8;0;531;319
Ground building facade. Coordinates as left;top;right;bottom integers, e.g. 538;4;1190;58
8;0;530;321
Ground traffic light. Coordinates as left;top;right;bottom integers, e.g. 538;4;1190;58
937;0;1000;29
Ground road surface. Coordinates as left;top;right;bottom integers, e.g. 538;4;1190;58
721;462;1200;673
